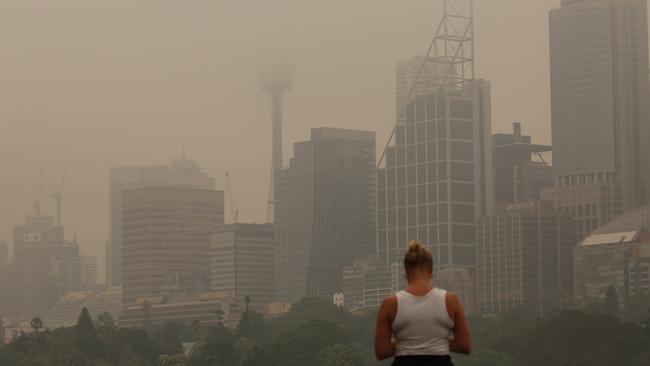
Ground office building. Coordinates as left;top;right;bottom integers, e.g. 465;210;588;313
107;158;215;287
574;229;650;307
377;80;493;273
81;256;98;290
546;0;650;230
341;256;406;310
0;239;15;318
434;268;475;313
494;122;553;205
13;214;64;318
121;187;224;305
476;201;575;315
210;223;275;312
275;127;376;303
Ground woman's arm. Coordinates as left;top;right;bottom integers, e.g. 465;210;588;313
446;292;472;355
374;295;397;360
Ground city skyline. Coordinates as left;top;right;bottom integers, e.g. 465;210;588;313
1;0;576;283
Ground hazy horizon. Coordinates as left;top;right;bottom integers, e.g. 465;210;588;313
1;0;599;282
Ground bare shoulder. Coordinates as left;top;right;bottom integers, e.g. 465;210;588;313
445;291;461;317
379;295;398;318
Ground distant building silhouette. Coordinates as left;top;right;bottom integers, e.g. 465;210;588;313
107;158;215;287
476;201;575;316
544;0;650;238
493;122;552;205
121;186;224;305
210;223;275;312
274;127;376;304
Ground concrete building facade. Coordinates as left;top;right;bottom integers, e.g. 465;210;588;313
210;223;275;312
107;158;215;287
476;201;575;315
121;187;224;305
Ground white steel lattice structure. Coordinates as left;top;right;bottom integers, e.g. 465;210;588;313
379;0;475;168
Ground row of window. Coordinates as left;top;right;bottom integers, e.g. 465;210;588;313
378;183;475;208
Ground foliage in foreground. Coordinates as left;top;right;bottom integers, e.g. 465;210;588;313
2;295;650;366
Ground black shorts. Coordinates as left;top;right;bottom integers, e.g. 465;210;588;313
392;355;454;366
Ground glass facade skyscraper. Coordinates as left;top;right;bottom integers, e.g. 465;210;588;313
274;127;376;304
376;81;493;273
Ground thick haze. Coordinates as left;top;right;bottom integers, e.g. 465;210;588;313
1;0;609;282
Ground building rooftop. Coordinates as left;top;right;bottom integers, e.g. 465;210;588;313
580;230;640;247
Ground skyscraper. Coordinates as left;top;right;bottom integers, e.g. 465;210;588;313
121;187;224;305
493;122;553;205
274;127;376;304
13;214;64;318
545;0;650;234
376;80;493;272
107;158;215;287
210;223;275;312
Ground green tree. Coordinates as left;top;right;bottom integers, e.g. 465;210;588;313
76;307;94;333
29;317;43;333
189;325;239;366
313;344;368;366
96;311;116;329
238;309;265;340
273;319;350;366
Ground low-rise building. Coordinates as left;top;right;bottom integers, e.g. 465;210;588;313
574;230;650;307
43;287;122;329
120;291;241;329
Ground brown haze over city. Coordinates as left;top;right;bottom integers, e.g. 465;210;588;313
0;0;623;282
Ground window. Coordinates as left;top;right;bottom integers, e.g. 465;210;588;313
451;162;474;181
386;148;396;167
438;141;447;159
378;190;387;209
407;145;416;164
408;186;417;206
427;122;436;140
438;183;448;201
452;204;475;223
428;162;437;182
408;206;417;227
407;125;416;144
452;224;475;243
398;207;407;227
416;101;426;122
452;245;475;265
417;124;426;143
407;165;417;185
387;188;396;208
438;163;448;181
438;120;447;139
450;120;474;140
439;245;449;264
397;187;406;207
387;168;396;187
417;144;427;163
407;104;416;123
437;97;446;118
395;126;405;145
439;224;448;242
452;183;474;202
396;146;406;166
451;141;474;161
378;210;386;229
428;141;437;160
418;226;428;243
378;170;386;189
428;204;438;222
397;167;406;186
418;205;428;226
418;184;427;203
428;225;438;244
417;163;427;184
450;100;473;119
439;203;448;222
387;209;396;228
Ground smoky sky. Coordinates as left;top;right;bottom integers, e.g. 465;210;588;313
2;0;618;282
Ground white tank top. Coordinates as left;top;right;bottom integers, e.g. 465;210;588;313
392;287;454;356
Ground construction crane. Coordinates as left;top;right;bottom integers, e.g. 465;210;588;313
225;172;239;224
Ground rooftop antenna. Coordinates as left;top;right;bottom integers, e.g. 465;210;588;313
378;0;474;168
